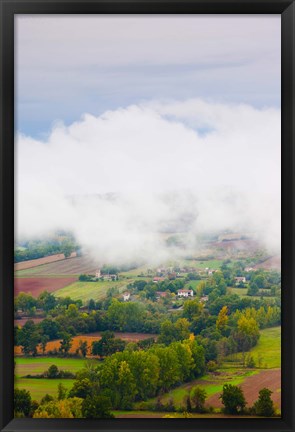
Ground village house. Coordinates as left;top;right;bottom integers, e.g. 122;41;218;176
177;289;194;298
95;269;101;278
122;292;130;302
199;295;209;303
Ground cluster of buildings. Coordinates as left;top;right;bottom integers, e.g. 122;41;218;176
95;269;118;281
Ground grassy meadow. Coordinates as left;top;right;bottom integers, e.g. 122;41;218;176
15;357;94;401
249;326;281;368
15;378;75;401
54;279;134;302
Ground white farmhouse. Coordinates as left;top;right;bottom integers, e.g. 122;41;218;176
123;292;130;302
177;289;194;298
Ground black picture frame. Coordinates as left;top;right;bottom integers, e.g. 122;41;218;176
0;1;294;431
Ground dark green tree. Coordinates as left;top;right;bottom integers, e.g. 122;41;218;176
68;378;93;399
219;384;246;414
92;331;125;357
77;340;88;358
18;320;40;356
253;388;275;417
57;383;68;401
88;299;96;310
40;335;49;355
14;388;32;417
82;395;114;418
38;291;57;312
190;386;207;413
47;364;59;378
58;333;72;356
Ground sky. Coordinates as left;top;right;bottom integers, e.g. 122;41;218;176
15;15;281;138
15;15;281;264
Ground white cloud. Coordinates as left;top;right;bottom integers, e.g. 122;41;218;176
15;99;281;264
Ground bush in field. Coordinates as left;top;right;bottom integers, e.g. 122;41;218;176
253;388;275;417
47;364;59;378
43;364;75;379
190;386;207;413
219;384;246;414
244;354;256;368
183;394;192;413
206;360;218;372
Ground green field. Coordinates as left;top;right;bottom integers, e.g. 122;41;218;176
120;266;150;277
228;287;276;302
184;280;202;290
177;259;222;270
15;357;93;401
249;326;281;368
54;279;134;302
229;287;249;297
15;357;90;377
15;378;75;401
224;326;281;368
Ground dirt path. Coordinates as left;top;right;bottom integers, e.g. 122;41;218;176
207;369;281;409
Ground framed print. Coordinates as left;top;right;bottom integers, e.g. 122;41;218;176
0;1;294;432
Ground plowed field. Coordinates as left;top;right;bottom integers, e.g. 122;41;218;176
14;253;76;271
207;369;281;409
14;277;77;296
15;256;98;277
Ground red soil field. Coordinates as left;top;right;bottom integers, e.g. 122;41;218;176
14;277;77;297
207;369;281;409
14;332;157;356
14;252;76;271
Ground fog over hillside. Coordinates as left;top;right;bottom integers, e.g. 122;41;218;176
15;99;280;265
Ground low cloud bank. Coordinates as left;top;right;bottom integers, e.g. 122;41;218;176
15;99;281;264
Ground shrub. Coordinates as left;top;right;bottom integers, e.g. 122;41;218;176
253;388;275;417
219;384;246;414
190;386;207;413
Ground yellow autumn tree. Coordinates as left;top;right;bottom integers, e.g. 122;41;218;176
216;306;229;331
